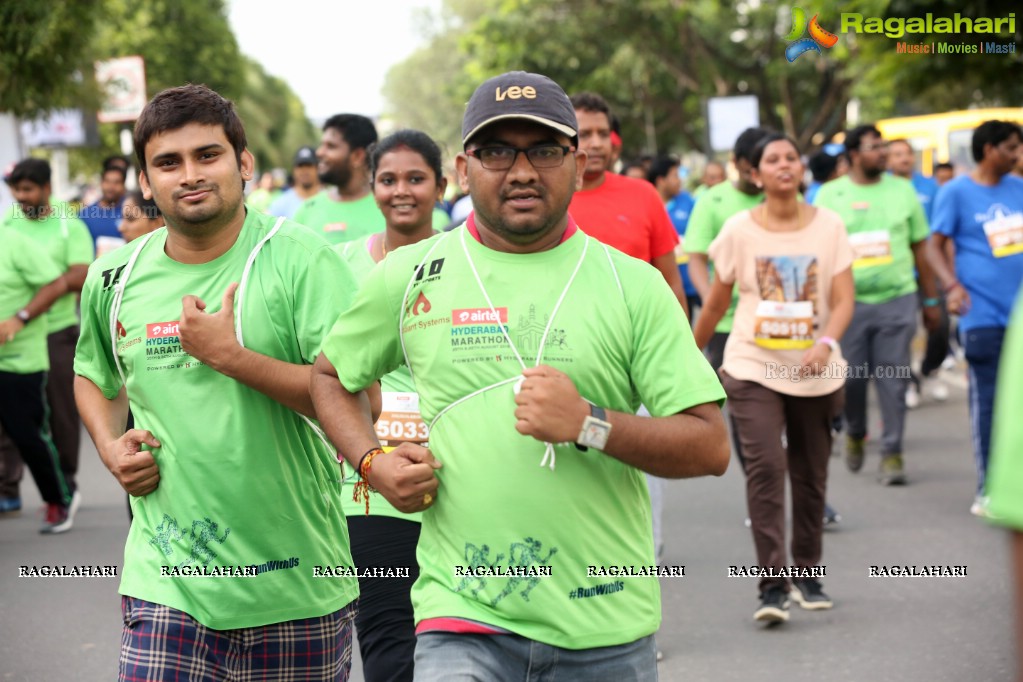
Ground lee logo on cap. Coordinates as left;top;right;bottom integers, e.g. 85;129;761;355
495;85;536;101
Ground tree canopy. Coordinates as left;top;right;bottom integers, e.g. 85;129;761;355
383;0;1021;158
3;0;317;175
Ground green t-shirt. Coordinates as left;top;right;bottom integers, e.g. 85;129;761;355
0;230;63;373
685;182;763;333
432;208;451;231
320;225;726;649
813;174;928;304
294;192;385;245
987;294;1023;524
74;211;359;629
336;236;423;523
1;201;94;332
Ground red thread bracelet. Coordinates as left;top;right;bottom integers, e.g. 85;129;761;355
353;447;385;515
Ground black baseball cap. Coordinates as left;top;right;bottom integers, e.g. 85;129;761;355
461;71;577;147
293;146;317;166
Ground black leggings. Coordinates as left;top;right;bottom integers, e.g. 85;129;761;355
347;514;421;682
0;371;70;505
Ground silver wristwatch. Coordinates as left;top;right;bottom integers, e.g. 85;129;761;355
576;404;612;451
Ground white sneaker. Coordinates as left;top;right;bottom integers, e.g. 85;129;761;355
941;355;957;371
926;378;949;401
68;490;82;521
970;495;998;518
905;384;921;409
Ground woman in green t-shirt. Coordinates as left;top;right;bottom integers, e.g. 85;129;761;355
344;129;446;682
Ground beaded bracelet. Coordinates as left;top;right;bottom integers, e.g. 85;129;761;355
353;447;385;515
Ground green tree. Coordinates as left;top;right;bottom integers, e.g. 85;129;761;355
67;0;316;179
235;57;320;172
382;1;492;160
385;0;1020;158
0;1;104;116
94;0;244;99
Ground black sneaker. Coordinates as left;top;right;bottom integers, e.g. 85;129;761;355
791;578;833;610
754;587;790;624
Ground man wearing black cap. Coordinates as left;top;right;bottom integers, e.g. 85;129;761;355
269;146;323;219
311;70;728;679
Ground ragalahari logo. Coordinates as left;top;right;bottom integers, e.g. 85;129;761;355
785;7;839;62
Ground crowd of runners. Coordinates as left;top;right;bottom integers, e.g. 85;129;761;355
1;69;1022;681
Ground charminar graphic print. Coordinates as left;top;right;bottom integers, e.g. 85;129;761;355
74;210;359;630
320;219;725;649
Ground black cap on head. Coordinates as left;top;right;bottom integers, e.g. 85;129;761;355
461;71;577;147
293;146;317;166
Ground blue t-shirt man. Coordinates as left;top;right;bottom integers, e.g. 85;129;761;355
930;174;1023;332
667;190;697;298
909;171;939;222
79;198;124;242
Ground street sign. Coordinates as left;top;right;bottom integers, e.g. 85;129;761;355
96;56;147;123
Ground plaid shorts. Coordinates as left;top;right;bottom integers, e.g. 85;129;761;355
118;596;356;681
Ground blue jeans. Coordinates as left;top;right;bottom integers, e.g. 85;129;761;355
413;632;657;681
963;326;1006;495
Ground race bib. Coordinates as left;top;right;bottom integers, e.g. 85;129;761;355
848;230;893;268
674;236;689;265
754;300;814;350
95;235;126;259
374;391;428;445
983;212;1023;258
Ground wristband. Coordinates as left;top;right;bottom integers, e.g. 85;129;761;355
356;446;383;477
16;309;30;323
944;281;963;294
922;297;940;307
353;447;385;515
817;336;838;353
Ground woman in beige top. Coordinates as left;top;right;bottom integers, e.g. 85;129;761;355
694;132;855;626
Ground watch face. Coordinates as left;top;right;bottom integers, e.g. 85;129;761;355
580;417;611;449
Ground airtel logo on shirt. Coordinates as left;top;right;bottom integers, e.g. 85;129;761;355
452;308;508;325
147;322;180;338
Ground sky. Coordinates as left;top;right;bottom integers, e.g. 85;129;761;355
227;0;443;122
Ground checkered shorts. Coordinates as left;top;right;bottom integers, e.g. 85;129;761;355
118;596;356;681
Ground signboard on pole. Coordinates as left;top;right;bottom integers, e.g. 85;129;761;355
96;56;147;123
20;109;89;147
706;95;760;153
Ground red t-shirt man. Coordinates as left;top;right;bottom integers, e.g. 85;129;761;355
568;94;687;317
570;171;679;264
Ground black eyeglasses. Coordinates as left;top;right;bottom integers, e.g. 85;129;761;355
466;144;574;170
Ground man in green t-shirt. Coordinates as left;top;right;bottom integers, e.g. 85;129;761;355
74;84;359;680
814;124;940;485
1;158;93;515
311;71;729;679
0;230;74;530
293;114;385;244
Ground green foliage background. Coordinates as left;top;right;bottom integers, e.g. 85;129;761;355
382;0;1022;159
0;0;318;178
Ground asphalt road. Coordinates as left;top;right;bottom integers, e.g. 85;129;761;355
0;362;1013;681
